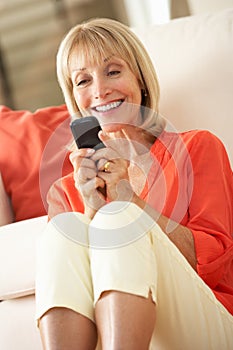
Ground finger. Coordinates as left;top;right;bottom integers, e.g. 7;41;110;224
71;155;96;173
98;172;115;184
107;178;134;202
77;167;97;182
96;158;119;172
98;131;134;159
81;176;104;193
69;148;95;164
103;160;112;173
91;147;119;163
101;158;129;174
98;130;111;144
96;158;108;171
99;130;126;143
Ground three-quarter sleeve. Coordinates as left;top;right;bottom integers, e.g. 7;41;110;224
47;172;84;220
186;131;233;311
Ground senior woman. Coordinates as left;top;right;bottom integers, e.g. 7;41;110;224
36;18;233;349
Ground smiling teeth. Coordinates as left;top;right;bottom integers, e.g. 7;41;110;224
95;101;122;112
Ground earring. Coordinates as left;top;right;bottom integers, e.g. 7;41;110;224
142;89;148;97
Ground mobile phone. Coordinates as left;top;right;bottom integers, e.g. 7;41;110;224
70;116;105;150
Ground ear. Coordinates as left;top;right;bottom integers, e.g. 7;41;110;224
141;88;148;97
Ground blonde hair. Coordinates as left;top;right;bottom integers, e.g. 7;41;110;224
57;17;166;136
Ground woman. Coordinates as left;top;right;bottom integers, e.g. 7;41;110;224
36;18;233;349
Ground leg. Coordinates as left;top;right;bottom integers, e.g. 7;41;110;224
89;202;158;349
39;307;97;350
36;212;97;349
90;202;233;350
95;291;156;350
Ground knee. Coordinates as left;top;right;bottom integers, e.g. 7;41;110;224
89;201;155;249
92;201;143;227
44;212;90;246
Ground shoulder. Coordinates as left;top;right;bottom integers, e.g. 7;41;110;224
160;129;222;144
181;130;231;166
157;129;229;156
180;129;225;147
152;129;232;174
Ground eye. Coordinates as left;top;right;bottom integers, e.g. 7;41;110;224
108;70;120;77
75;79;89;87
74;73;91;87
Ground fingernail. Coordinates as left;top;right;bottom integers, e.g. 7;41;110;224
69;152;77;161
100;130;106;137
87;148;95;154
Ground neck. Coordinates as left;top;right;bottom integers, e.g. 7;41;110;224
122;125;156;153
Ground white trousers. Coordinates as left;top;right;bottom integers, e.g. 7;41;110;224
36;202;233;350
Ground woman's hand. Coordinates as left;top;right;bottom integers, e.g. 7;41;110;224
98;157;135;202
92;128;154;202
90;137;138;204
69;148;106;219
69;126;153;217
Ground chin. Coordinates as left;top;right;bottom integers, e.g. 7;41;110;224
102;123;128;133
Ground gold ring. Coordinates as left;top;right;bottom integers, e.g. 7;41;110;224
104;161;111;172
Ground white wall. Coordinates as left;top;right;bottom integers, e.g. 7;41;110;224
124;0;171;26
187;0;233;14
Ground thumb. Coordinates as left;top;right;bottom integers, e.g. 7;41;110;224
98;130;111;144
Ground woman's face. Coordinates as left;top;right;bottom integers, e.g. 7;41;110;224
69;50;143;132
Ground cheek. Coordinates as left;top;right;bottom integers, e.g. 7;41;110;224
123;76;142;104
132;80;142;102
73;90;89;110
135;87;142;105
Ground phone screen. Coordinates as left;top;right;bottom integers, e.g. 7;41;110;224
70;116;105;150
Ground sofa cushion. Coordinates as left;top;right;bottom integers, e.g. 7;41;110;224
134;8;233;166
0;216;47;299
0;105;73;221
0;295;43;349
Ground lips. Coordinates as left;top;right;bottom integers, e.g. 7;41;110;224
93;99;124;112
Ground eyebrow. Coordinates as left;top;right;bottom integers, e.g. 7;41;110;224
71;67;87;74
72;54;117;73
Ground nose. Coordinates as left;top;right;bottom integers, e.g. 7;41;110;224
93;77;112;99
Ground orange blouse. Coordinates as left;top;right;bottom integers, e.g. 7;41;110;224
47;130;233;315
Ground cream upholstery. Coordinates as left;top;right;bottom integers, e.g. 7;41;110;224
0;216;47;300
134;8;233;166
0;8;232;349
0;217;47;349
187;0;233;15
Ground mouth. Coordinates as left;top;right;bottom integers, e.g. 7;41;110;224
92;99;124;113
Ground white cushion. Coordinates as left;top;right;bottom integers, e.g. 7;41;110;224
0;295;99;350
0;216;47;299
0;296;43;349
134;8;233;165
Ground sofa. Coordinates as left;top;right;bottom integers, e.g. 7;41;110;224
0;8;232;349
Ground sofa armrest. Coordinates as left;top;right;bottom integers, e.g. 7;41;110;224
0;172;14;226
0;216;47;300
